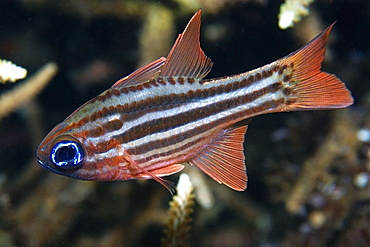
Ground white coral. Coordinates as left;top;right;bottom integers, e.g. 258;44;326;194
0;59;27;83
278;0;314;29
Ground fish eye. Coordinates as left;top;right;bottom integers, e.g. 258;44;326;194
50;140;85;169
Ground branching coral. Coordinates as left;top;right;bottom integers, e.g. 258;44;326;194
0;59;27;83
278;0;314;29
0;62;57;121
1;1;368;246
286;110;360;214
13;176;96;247
161;174;195;247
138;5;174;67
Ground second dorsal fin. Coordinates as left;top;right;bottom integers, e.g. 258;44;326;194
160;10;213;79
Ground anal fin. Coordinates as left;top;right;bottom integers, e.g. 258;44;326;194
189;125;248;191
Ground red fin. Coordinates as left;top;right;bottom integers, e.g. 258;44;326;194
189;125;248;191
279;23;353;110
134;163;184;194
123;148;183;193
112;57;166;88
160;10;213;79
146;163;185;177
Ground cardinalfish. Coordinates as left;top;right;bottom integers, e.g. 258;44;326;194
37;10;353;191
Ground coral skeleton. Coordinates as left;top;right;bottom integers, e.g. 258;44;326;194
161;174;195;247
278;0;314;29
0;62;57;120
0;59;27;83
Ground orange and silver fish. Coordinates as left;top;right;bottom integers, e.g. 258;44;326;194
36;10;353;191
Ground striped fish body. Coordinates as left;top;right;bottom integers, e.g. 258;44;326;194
37;10;353;191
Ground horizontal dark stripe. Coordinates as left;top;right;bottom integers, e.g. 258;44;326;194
126;98;285;161
93;66;278;103
112;81;283;145
74;72;280;135
131;135;207;164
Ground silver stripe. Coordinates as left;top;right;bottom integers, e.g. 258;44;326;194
87;71;282;146
69;63;281;134
123;90;285;155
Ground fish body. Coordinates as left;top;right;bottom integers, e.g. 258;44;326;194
37;10;353;191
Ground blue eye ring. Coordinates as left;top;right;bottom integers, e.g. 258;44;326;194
50;140;85;169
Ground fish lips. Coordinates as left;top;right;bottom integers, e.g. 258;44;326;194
37;156;80;178
37;158;66;176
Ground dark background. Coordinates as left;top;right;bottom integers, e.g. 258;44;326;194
0;0;369;246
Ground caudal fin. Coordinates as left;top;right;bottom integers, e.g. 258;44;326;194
279;23;353;110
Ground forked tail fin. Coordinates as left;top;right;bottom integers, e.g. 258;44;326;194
279;23;353;110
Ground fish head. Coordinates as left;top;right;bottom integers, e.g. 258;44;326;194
36;100;129;181
36;119;89;178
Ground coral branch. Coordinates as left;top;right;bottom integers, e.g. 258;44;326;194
138;5;174;67
161;174;195;247
0;62;57;120
0;59;27;83
278;0;314;29
286;110;360;214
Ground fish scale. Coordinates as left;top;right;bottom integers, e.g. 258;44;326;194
37;10;353;192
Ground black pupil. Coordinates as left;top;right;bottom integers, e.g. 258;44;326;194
50;141;84;169
57;146;76;161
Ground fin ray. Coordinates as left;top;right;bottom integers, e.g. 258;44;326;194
189;125;248;191
134;163;185;194
122;145;183;193
112;57;166;88
279;23;353;110
109;140;181;194
160;10;213;79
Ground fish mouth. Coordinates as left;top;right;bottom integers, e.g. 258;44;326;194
37;158;81;179
37;159;68;176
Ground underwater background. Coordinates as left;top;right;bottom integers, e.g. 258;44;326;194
0;0;369;246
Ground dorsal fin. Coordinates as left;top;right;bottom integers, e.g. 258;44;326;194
189;125;248;191
160;10;213;79
112;57;166;88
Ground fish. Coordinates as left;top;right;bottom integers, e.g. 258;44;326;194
36;10;353;191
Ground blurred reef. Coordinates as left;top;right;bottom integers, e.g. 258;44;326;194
1;0;370;246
